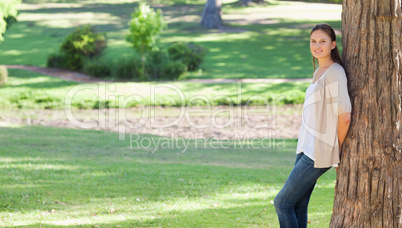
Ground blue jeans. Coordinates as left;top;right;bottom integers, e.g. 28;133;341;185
274;152;331;228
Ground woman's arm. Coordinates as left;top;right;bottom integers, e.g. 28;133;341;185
338;112;351;148
336;112;351;172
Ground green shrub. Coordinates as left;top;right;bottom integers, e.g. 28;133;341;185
83;58;112;78
162;61;187;80
93;100;111;109
47;52;68;69
146;50;190;81
111;51;187;81
0;0;20;42
113;56;144;81
4;15;17;30
146;50;169;80
59;25;106;71
126;3;166;54
167;42;207;71
126;3;167;80
0;65;8;85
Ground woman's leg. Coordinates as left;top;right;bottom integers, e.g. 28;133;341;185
274;154;330;228
293;153;318;227
294;153;303;165
294;182;316;228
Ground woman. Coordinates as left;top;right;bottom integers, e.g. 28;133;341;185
274;23;352;228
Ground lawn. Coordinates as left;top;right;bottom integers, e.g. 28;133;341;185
0;124;337;227
0;0;342;79
0;69;310;109
0;1;341;226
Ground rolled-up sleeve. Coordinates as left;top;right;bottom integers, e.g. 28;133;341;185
327;67;352;116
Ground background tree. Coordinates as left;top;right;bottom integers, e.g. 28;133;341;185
200;0;223;29
240;0;265;6
0;0;21;85
126;3;166;80
0;0;21;43
330;0;401;227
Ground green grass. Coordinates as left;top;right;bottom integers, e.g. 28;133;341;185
0;69;310;109
0;124;336;227
0;0;342;79
160;20;342;79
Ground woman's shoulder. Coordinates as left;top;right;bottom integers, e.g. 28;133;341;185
326;63;347;81
329;63;345;73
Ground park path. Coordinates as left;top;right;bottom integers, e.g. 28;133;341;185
5;65;312;84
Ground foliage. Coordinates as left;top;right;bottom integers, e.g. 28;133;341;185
112;56;144;80
162;61;187;80
61;25;106;59
82;58;113;78
83;51;189;81
49;25;107;71
167;42;207;72
146;50;169;80
126;3;167;55
0;0;21;43
4;15;17;30
0;65;8;85
46;52;68;69
113;50;188;81
126;3;167;80
60;25;107;70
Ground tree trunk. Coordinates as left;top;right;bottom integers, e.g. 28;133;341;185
200;0;223;29
240;0;265;6
241;0;252;6
330;0;401;227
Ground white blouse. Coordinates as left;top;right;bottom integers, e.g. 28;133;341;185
296;68;339;167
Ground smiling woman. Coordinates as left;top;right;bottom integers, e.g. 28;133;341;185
274;23;352;228
309;27;343;74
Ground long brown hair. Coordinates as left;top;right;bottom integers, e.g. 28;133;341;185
310;23;343;72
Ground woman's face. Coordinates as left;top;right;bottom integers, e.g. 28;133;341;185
310;29;336;60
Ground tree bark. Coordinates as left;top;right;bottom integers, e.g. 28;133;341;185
240;0;265;6
200;0;223;29
241;0;252;6
330;0;401;227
